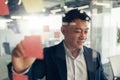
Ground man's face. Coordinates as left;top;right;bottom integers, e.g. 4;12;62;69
62;19;89;49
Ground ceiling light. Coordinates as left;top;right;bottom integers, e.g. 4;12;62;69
78;5;89;10
18;0;22;5
50;9;62;14
65;7;75;12
0;19;13;22
64;6;68;9
92;1;110;8
11;16;22;19
42;8;46;12
5;0;8;4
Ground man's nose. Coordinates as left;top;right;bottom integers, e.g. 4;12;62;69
80;31;85;38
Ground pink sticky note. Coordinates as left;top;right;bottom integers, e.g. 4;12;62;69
23;36;43;59
12;73;28;80
0;0;9;16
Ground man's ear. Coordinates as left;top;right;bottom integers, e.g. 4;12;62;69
61;26;66;35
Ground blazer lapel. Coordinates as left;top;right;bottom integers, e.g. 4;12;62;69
83;46;96;80
55;41;67;80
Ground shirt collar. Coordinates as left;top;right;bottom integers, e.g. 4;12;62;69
63;41;84;59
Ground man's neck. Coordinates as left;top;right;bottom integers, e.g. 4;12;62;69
64;41;82;58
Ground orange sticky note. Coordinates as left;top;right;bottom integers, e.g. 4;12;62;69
23;35;43;59
12;73;28;80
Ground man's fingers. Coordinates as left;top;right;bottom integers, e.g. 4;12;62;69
18;41;25;56
12;41;25;57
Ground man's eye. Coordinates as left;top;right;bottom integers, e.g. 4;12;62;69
84;31;88;34
75;30;81;33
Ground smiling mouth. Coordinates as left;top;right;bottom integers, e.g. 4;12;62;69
78;40;85;43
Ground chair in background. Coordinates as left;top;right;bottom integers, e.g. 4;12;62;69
109;55;120;80
2;42;11;55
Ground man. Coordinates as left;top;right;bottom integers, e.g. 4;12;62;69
7;9;107;80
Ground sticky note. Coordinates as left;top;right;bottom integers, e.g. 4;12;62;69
23;35;43;59
43;25;50;32
54;32;60;38
22;0;44;13
12;73;28;80
0;0;9;15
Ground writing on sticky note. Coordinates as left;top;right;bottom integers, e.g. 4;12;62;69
23;35;43;59
12;73;28;80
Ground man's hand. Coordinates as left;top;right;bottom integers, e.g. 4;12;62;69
12;41;36;73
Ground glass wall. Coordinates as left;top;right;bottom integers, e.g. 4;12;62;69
0;0;120;80
89;0;120;79
89;0;120;62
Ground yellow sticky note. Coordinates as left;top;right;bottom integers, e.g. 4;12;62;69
22;0;44;13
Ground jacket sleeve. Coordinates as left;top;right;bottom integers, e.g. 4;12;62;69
7;59;46;80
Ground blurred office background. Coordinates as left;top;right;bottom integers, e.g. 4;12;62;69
0;0;120;80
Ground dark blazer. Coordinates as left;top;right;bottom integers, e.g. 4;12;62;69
7;41;107;80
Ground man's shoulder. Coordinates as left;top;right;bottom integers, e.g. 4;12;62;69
83;46;101;62
44;41;63;53
44;43;59;50
83;46;100;56
83;46;93;52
